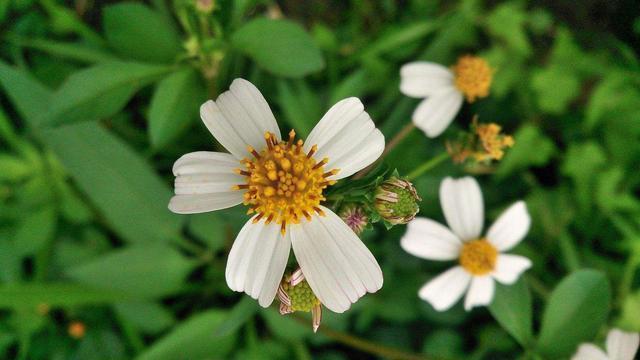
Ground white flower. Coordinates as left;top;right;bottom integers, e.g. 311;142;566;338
572;329;639;360
400;176;531;311
400;55;493;138
168;78;384;313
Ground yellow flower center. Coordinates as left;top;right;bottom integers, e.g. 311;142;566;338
234;130;338;234
459;239;498;275
452;55;493;103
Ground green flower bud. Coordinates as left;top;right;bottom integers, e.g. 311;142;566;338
374;177;421;225
277;269;323;332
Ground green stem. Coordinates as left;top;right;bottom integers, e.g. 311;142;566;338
526;274;550;301
618;252;639;309
406;152;450;180
293;315;431;360
353;122;415;179
558;231;580;272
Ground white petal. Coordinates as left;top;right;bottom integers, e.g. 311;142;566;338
200;78;280;159
172;152;244;195
486;201;531;251
401;218;462;260
439;177;484;241
304;98;384;179
492;254;532;285
572;344;609;360
606;329;639;360
168;193;243;214
464;276;495;311
418;266;471;311
225;218;291;307
290;206;383;313
400;62;454;98
168;152;244;214
412;89;463;138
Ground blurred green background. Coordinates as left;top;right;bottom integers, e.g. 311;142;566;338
1;0;639;359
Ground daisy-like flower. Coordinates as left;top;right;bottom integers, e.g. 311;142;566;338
168;78;384;313
400;176;531;311
572;329;639;360
400;55;493;138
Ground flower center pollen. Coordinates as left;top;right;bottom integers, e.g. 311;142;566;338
452;55;493;103
459;239;498;275
233;130;339;234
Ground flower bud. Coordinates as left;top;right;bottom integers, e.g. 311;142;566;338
277;269;322;332
338;203;368;235
374;178;421;225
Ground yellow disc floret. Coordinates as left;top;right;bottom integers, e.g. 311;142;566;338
459;239;498;275
474;122;514;162
233;130;339;234
452;55;493;103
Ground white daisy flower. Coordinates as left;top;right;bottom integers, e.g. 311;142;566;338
572;328;639;360
400;176;531;311
168;78;385;313
400;55;493;138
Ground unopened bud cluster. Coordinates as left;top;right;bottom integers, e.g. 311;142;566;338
374;177;421;225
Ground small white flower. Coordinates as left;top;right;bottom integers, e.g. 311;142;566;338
400;176;531;311
572;328;639;360
399;55;493;138
169;78;384;313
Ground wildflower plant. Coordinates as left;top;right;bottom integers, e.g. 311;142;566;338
0;1;637;359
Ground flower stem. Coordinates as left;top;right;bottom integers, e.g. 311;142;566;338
293;315;431;360
525;274;550;300
353;122;416;179
406;152;450;180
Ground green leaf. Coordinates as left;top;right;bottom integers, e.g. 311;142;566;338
496;124;556;178
187;212;225;251
276;79;322;137
531;65;581;114
0;283;134;309
485;3;531;56
0;61;52;127
41;122;183;244
136;309;236;360
12;206;56;256
537;269;611;357
47;61;170;125
213;297;259;338
488;278;533;347
65;245;195;298
10;36;117;63
114;302;176;334
232;18;324;77
103;2;181;63
148;68;205;149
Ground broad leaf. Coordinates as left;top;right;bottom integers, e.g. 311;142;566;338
148;68;205;149
0;283;134;308
0;61;52;127
488;278;533;347
232;18;324;77
136;310;236;360
103;2;181;63
41;122;183;244
47;61;170;125
114;302;176;334
537;269;611;357
65;245;195;298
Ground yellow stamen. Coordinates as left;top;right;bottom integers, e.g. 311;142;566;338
474;122;514;162
452;55;493;103
459;239;498;275
233;131;336;234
